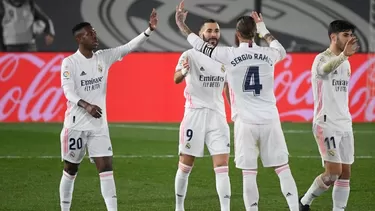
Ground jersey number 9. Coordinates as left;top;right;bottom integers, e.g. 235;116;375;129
243;66;263;96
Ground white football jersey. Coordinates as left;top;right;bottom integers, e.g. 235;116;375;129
187;34;286;124
311;49;352;131
61;49;123;131
176;49;227;117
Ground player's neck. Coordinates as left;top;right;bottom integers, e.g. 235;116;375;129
78;46;94;58
328;45;342;56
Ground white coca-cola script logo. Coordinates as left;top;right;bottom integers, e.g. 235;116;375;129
0;54;65;121
275;55;375;121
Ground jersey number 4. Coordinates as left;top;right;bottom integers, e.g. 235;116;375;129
242;66;263;96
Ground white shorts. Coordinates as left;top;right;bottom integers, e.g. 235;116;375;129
178;108;230;157
234;119;289;169
313;124;354;166
60;126;113;164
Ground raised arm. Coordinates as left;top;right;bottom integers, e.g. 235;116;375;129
315;37;358;75
97;9;158;65
175;1;232;64
174;51;190;84
251;11;286;63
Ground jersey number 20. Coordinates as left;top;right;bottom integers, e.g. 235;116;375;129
242;66;263;96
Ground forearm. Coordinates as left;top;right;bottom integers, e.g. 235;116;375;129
174;70;185;84
263;34;276;45
319;53;348;74
177;22;193;37
62;85;82;106
114;28;153;58
33;4;55;36
268;37;287;61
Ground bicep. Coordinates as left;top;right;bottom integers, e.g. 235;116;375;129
314;56;327;76
61;59;76;86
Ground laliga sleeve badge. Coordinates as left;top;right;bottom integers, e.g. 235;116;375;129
221;64;226;73
63;71;70;79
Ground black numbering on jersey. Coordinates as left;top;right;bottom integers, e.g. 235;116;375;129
324;136;336;150
69;138;83;150
243;66;263;95
186;129;193;141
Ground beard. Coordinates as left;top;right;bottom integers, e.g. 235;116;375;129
202;35;218;46
336;37;346;52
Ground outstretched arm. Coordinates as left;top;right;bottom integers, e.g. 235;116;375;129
98;9;158;65
251;11;286;63
175;1;232;64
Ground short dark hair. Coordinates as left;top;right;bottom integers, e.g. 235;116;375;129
328;20;355;39
72;22;91;36
200;19;217;30
236;16;256;40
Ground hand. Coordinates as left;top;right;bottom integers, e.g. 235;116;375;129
45;34;54;45
251;11;270;38
181;57;190;76
85;104;102;118
251;11;263;23
175;0;188;26
149;8;158;31
343;36;359;57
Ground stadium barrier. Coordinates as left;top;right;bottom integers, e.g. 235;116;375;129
0;52;374;123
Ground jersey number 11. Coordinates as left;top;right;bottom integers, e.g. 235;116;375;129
242;66;263;96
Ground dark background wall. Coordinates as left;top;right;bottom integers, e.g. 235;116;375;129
34;0;370;52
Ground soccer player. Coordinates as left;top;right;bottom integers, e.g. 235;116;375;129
299;20;358;211
175;1;299;210
173;19;231;211
58;9;158;211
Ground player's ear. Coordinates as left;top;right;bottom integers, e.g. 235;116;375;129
330;33;336;43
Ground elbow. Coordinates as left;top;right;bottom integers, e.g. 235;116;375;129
174;77;182;84
279;48;287;60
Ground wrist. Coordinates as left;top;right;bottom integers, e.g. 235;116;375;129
340;52;349;59
144;27;152;37
148;23;154;31
256;22;270;37
181;68;188;76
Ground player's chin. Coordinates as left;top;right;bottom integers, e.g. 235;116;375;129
92;43;99;49
209;41;218;46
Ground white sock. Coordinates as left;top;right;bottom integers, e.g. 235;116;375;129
175;162;192;211
99;171;117;211
275;165;299;211
242;170;259;211
59;171;76;211
214;166;231;211
301;174;330;206
332;179;350;210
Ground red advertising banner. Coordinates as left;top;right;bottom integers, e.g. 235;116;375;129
0;53;374;123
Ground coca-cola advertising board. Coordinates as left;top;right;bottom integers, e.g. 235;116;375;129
0;53;374;123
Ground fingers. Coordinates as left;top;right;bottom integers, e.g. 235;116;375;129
251;11;259;19
179;0;184;10
93;106;102;118
183;63;189;69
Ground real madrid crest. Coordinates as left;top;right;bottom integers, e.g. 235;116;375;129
98;64;103;72
221;64;226;73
